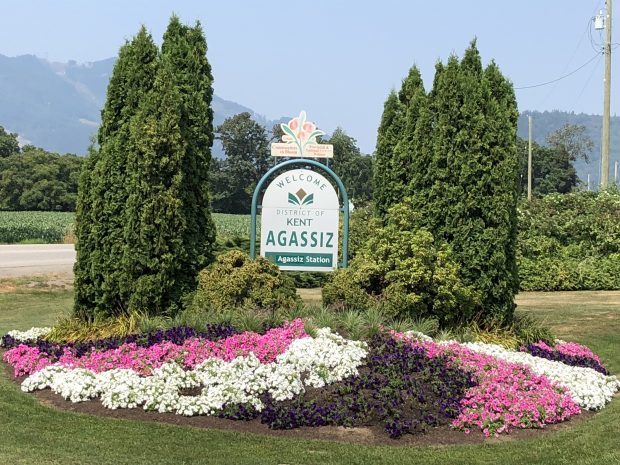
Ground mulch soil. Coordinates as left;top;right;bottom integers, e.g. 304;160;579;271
2;358;596;447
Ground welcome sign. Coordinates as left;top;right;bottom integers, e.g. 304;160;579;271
260;168;339;271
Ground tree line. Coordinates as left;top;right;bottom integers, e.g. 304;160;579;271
0;126;83;211
0;114;375;214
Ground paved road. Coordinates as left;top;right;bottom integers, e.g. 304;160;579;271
0;244;76;277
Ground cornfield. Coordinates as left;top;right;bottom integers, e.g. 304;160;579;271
0;211;75;243
213;213;253;240
0;211;252;244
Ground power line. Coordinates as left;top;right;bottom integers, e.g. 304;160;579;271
588;14;605;52
515;53;602;89
532;8;601;109
571;52;603;107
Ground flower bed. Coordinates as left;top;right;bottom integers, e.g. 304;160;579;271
18;326;367;415
391;333;582;436
2;323;619;439
523;340;608;374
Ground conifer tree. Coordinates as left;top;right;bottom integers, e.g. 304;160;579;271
75;17;216;317
74;28;158;317
161;17;216;305
423;55;462;236
392;66;426;204
443;43;519;323
73;146;100;318
373;41;520;324
479;60;520;316
122;57;188;314
374;66;426;217
414;41;519;323
122;16;216;314
373;91;404;217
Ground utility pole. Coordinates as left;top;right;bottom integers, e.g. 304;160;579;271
601;0;613;189
615;160;619;184
528;115;533;201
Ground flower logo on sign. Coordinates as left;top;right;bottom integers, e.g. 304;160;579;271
280;111;325;156
288;188;314;206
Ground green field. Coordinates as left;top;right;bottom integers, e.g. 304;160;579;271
0;211;251;244
0;285;618;465
0;211;75;243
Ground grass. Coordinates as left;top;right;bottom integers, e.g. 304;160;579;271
517;291;620;373
0;277;72;331
0;285;618;465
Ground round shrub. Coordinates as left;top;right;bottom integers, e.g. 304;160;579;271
323;203;479;326
192;250;301;314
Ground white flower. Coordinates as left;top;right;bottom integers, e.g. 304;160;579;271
19;327;368;417
4;327;51;345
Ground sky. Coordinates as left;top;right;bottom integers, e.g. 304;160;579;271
0;0;617;153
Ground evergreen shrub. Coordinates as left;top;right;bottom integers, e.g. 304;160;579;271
322;203;479;326
372;41;520;324
191;250;301;315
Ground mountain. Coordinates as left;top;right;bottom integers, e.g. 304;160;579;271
517;110;620;187
1;54;617;184
0;54;287;156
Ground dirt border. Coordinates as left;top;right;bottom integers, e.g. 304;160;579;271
2;360;597;447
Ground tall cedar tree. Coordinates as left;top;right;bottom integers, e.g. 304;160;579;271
423;42;519;323
374;67;426;217
373;41;519;324
392;66;426;204
162;18;216;303
122;57;187;314
373;91;404;217
480;60;520;319
122;17;216;315
75;17;216;318
74;28;158;318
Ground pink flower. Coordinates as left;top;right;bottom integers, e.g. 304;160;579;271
3;345;51;377
4;320;309;377
555;342;603;364
288;118;300;131
302;122;315;133
391;331;581;437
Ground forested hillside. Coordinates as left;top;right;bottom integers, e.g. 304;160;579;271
517;110;620;186
0;54;287;155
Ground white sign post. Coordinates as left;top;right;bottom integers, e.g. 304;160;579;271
260;168;339;271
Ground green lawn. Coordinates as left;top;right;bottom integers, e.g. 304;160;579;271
0;287;618;465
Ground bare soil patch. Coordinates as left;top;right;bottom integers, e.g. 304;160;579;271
0;274;73;293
